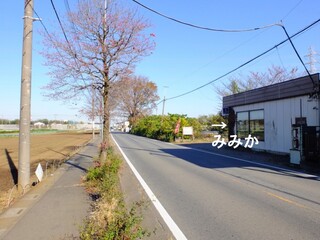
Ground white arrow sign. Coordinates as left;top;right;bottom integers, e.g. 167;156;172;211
211;122;227;129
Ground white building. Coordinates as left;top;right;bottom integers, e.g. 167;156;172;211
223;74;319;163
34;122;46;128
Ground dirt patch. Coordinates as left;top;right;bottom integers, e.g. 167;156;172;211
0;132;93;209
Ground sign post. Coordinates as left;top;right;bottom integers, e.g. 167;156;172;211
182;127;194;141
35;163;44;182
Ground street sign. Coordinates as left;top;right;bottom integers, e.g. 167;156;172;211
183;127;193;135
174;119;181;134
35;163;44;182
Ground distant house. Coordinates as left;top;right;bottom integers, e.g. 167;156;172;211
222;73;320;164
34;122;46;128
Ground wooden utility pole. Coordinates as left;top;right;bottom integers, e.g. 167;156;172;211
161;86;168;119
161;96;166;117
18;0;34;191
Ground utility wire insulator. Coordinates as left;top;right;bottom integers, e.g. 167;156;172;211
23;16;42;21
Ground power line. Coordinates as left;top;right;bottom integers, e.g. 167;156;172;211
64;0;78;34
134;0;316;101
48;0;94;93
33;4;86;97
281;0;304;21
279;23;315;86
132;0;279;32
33;7;69;61
49;0;102;123
276;46;286;69
32;9;51;39
64;0;71;13
163;18;320;102
180;28;270;84
32;5;80;89
50;0;72;47
30;3;94;112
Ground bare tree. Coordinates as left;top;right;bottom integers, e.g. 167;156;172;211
113;75;159;126
216;65;299;97
41;0;155;158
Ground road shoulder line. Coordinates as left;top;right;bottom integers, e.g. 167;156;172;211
111;134;187;240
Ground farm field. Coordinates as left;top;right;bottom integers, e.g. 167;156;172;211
0;132;93;208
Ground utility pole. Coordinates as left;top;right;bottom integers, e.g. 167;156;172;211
161;96;166;117
161;85;168;126
92;83;95;139
18;0;34;191
161;86;168;118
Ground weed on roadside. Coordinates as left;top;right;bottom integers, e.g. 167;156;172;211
81;147;149;240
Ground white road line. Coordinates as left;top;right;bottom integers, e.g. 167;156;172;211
111;134;187;240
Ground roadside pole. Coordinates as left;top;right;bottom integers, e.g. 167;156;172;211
161;96;166;117
18;0;34;191
92;84;95;139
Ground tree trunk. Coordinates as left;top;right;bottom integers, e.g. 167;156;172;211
100;84;110;163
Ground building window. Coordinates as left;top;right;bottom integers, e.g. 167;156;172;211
236;110;264;141
237;111;249;139
249;110;264;141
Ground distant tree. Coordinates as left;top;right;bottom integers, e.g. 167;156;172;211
80;88;103;123
198;114;227;132
41;0;155;160
113;75;159;126
11;119;19;125
216;65;299;97
131;114;201;142
0;119;7;125
216;79;242;97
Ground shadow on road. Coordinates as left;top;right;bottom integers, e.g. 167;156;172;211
159;146;319;181
66;160;88;173
111;132;319;180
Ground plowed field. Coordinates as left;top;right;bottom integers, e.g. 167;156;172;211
0;132;93;205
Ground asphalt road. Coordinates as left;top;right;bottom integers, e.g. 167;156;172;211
112;132;320;240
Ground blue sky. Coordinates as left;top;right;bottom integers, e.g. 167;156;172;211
1;0;320;122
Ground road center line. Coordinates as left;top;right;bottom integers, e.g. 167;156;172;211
266;192;306;208
111;134;187;240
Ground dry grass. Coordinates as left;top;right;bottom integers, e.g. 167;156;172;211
90;197;119;229
81;148;148;240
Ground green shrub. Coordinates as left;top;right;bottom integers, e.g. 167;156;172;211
131;113;202;142
82;147;148;240
86;165;106;181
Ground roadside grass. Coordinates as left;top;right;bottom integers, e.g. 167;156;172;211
0;129;59;134
81;147;149;240
0;130;19;134
0;129;60;137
